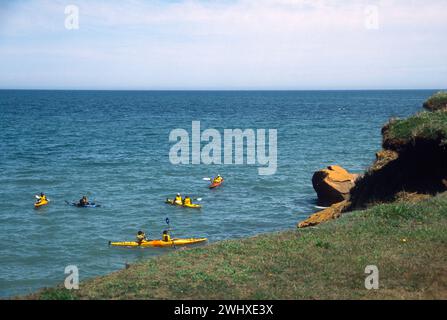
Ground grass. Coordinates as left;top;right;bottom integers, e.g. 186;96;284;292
423;91;447;112
383;110;447;147
26;192;447;300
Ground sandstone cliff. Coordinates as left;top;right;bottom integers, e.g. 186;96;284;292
298;92;447;228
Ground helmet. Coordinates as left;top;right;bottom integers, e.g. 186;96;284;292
177;193;181;196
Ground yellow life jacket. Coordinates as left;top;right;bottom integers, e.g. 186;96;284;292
213;176;222;183
39;195;47;202
162;234;171;242
183;197;191;205
175;195;183;205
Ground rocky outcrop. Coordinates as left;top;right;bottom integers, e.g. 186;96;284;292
312;165;358;206
349;135;447;209
373;149;399;171
298;200;349;228
298;93;447;228
348;102;447;209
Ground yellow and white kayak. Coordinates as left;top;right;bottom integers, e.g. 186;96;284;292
34;199;49;208
109;238;207;247
165;199;202;209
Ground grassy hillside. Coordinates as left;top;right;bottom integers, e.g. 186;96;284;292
29;192;447;300
423;91;447;112
383;110;447;149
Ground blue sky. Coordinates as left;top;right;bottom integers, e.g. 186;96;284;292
0;0;446;90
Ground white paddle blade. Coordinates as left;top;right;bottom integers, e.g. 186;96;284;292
203;177;211;181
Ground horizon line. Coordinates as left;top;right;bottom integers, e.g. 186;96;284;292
0;88;444;92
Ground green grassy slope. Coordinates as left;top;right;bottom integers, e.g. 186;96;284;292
423;91;447;112
383;110;447;148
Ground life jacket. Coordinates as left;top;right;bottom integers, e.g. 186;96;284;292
39;195;47;202
213;176;222;183
183;197;191;205
162;233;171;242
175;195;183;205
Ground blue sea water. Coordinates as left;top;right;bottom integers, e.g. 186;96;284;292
0;90;435;297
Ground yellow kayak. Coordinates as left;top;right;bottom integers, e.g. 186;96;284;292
109;238;207;247
165;199;201;209
34;199;49;208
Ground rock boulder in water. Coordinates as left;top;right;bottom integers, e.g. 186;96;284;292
312;165;358;206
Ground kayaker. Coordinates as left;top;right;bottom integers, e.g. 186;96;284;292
213;175;223;184
79;196;89;206
162;230;171;242
136;231;148;244
183;196;192;206
35;192;47;204
174;193;183;205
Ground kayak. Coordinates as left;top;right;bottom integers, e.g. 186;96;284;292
165;199;201;209
67;201;101;208
209;179;223;189
34;199;49;208
109;238;207;248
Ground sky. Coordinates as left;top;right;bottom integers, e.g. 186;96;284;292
0;0;446;90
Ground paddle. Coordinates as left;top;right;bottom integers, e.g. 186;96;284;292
202;177;211;181
165;217;176;249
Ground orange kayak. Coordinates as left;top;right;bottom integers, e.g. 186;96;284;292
209;179;223;189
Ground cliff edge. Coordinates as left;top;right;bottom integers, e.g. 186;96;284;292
299;92;447;227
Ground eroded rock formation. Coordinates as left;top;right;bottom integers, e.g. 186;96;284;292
312;165;358;206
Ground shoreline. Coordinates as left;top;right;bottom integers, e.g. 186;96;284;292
22;192;447;300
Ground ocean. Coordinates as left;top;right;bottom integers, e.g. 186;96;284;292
0;89;434;297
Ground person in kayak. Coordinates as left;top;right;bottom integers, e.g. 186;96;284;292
162;230;171;242
136;231;148;244
35;192;47;204
79;196;89;206
183;195;192;206
213;174;223;184
174;193;183;205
